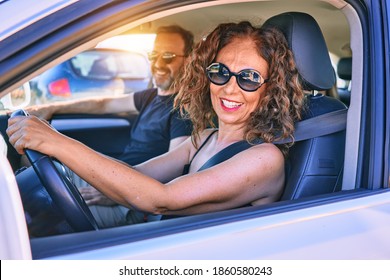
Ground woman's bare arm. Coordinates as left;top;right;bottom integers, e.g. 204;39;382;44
7;115;284;215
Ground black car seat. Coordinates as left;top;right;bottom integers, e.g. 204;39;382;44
262;12;347;200
337;57;352;106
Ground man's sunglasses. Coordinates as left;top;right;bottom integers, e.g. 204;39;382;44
147;51;185;64
206;62;268;92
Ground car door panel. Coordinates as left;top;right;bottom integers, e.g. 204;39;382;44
51;114;135;159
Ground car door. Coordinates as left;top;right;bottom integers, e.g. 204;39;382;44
51;113;134;160
1;0;390;262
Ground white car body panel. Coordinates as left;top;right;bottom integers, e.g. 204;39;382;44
0;146;31;260
0;0;78;41
46;192;390;260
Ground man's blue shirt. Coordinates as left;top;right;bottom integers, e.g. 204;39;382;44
119;88;192;165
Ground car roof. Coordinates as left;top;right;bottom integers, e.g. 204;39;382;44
0;0;78;41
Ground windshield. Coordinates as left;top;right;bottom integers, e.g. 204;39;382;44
71;49;150;80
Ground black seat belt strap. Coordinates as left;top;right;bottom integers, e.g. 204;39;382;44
275;108;348;144
197;108;348;171
198;140;253;171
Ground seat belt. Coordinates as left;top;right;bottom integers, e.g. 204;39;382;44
274;108;347;144
198;108;348;171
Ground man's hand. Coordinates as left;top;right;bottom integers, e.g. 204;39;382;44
79;186;118;206
25;104;55;120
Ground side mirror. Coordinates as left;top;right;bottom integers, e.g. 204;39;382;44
0;83;31;110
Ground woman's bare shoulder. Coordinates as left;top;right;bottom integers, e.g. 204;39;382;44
251;142;283;153
237;142;284;167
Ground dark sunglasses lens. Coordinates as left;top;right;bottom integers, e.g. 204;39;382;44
161;53;175;64
148;52;174;64
207;64;230;85
148;52;158;62
238;70;262;91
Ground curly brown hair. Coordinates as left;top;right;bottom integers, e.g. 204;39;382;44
175;21;305;155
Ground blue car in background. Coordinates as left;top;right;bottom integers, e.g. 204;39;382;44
30;48;151;104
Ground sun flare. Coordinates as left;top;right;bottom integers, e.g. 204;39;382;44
96;34;156;54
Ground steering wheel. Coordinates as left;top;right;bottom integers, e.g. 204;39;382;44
11;109;98;233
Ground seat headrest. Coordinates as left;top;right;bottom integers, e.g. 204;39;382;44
262;12;336;91
337;57;352;80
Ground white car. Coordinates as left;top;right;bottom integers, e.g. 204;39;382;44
0;0;389;262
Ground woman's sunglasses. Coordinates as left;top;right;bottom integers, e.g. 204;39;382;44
147;51;185;64
206;62;268;92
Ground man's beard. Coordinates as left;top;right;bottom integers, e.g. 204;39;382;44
152;66;184;92
155;74;174;91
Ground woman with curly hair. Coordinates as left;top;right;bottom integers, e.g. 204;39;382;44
7;21;304;218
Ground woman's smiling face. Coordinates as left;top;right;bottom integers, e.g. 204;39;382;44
210;37;269;128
